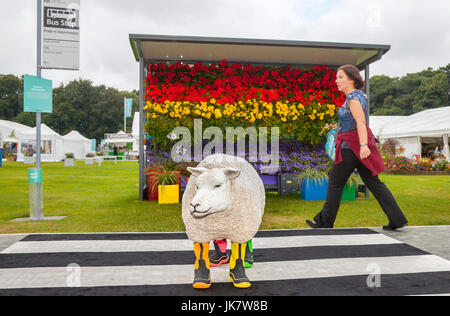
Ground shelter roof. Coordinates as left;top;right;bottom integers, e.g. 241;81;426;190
129;34;390;69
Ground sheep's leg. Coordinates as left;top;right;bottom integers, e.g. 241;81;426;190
229;242;251;288
244;239;254;268
193;242;211;289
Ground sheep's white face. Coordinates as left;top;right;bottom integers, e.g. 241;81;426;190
187;167;240;218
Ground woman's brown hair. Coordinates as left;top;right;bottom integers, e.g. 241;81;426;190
338;64;365;90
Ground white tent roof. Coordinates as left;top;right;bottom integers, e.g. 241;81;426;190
104;138;134;144
0;119;33;140
21;123;62;138
370;116;406;137
63;130;90;142
379;107;450;138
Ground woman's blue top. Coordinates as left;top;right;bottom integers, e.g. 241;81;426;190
338;90;369;149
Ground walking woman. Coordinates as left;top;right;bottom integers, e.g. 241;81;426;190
306;64;408;231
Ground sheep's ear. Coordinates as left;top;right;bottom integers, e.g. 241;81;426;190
224;167;241;180
187;167;207;177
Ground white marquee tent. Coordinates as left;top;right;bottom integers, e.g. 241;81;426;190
62;131;92;159
369;116;406;138
0;120;33;143
18;123;64;162
377;107;450;158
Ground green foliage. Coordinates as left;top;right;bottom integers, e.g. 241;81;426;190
295;168;329;187
1;63;448;143
0;77;139;142
0;74;23;120
370;64;449;115
150;169;179;193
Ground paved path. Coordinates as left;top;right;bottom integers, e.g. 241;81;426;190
0;227;449;296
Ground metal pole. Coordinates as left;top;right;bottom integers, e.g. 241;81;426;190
139;56;145;201
365;64;370;126
35;0;43;220
124;97;127;133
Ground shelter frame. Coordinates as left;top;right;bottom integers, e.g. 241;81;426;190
130;34;390;200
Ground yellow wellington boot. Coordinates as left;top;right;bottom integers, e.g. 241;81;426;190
229;242;251;289
193;242;211;289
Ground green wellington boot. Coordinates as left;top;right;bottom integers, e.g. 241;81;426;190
193;242;211;289
244;239;254;268
229;242;251;288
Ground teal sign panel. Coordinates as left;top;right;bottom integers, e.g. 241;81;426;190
29;168;43;184
125;98;133;118
24;75;53;113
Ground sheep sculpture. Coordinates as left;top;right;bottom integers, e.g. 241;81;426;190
182;153;265;289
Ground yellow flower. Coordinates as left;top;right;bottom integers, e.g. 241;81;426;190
214;109;222;119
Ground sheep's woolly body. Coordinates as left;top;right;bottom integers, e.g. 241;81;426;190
182;154;265;243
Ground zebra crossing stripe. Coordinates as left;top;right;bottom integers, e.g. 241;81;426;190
1;234;402;254
0;229;449;295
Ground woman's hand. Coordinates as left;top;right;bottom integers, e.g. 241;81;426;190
360;145;371;159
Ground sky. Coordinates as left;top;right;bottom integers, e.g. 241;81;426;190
0;0;449;92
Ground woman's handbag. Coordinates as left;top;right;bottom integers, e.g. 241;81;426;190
325;129;337;161
324;123;340;161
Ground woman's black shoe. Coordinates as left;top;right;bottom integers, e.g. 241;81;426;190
383;222;408;231
306;220;320;229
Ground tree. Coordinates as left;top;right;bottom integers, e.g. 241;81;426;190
369;63;449;115
0;74;23;120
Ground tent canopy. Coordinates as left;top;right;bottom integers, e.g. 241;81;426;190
370;116;406;137
63;130;90;142
129;34;390;70
21;123;62;139
62;130;91;159
379;107;450;138
104;138;134;144
0;119;33;140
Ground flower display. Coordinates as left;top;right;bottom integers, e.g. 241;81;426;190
144;60;344;146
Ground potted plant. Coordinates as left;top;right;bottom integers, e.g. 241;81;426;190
150;169;180;204
296;168;329;201
23;150;35;164
64;153;76;167
147;157;185;201
7;153;16;162
85;153;95;165
341;172;363;201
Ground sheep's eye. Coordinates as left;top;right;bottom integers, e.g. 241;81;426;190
195;185;199;190
214;184;221;189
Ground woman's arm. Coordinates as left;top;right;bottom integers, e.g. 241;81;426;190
348;99;371;159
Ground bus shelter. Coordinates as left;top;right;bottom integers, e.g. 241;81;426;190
129;34;390;200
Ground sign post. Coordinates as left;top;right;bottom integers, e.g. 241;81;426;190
41;0;80;70
29;0;80;220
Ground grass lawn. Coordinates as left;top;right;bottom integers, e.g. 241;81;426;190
0;161;449;234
